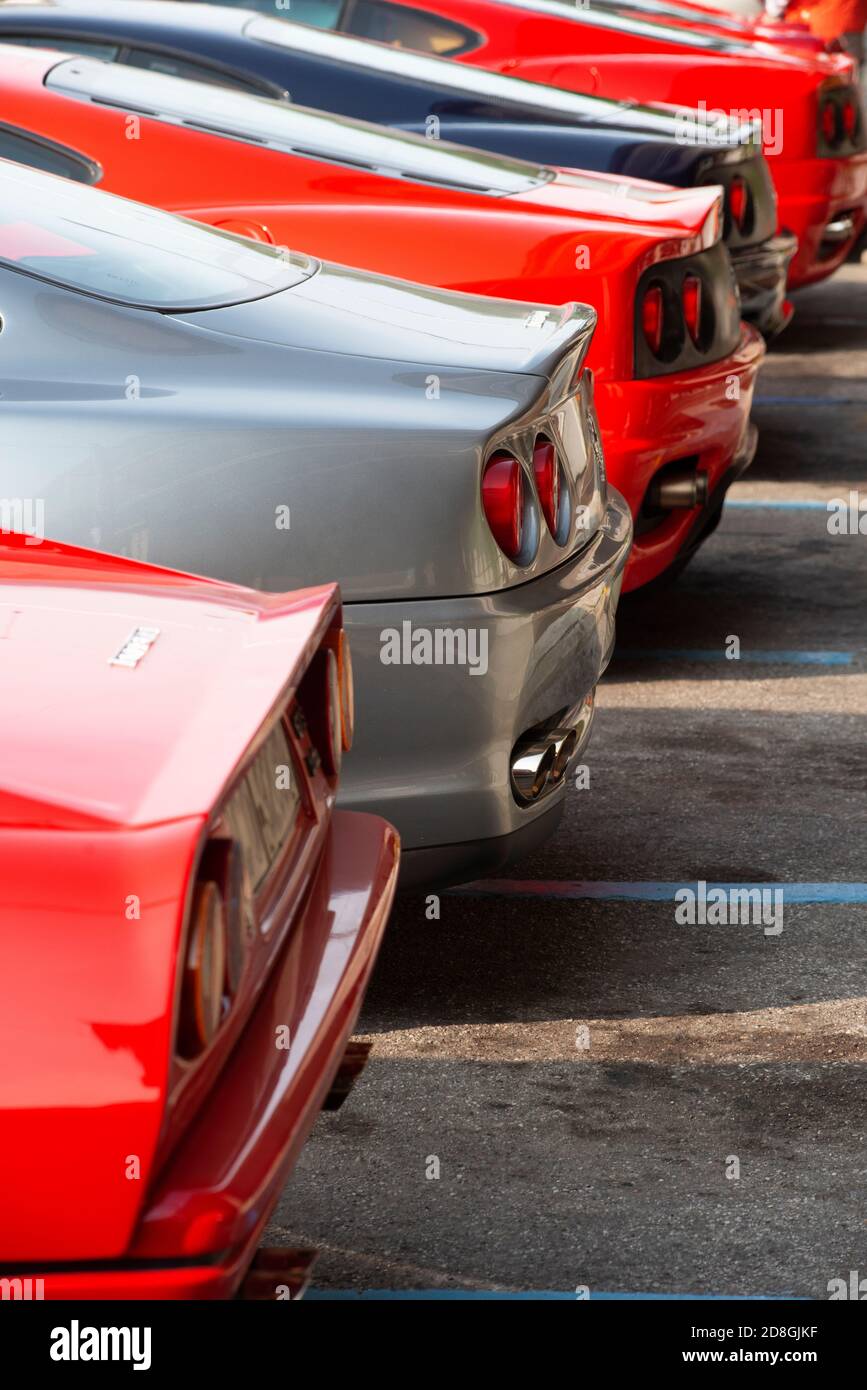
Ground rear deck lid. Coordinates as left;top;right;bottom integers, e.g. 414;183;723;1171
44;55;553;197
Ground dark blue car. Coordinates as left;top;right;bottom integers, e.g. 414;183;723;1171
0;0;794;333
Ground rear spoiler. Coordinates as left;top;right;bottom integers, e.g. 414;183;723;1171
519;301;597;404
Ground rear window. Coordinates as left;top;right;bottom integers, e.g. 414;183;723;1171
122;47;279;96
0;124;98;184
0;161;316;310
0;34;122;60
341;0;479;54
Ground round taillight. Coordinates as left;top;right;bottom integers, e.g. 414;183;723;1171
178;880;227;1059
728;175;748;232
843;99;857;140
482;452;525;561
532;435;562;539
336;629;354;752
682;275;703;347
822;100;838;144
323;646;342;776
642;285;664;356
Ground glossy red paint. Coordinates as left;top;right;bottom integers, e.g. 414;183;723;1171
359;0;867;288
0;47;761;585
0;533;399;1295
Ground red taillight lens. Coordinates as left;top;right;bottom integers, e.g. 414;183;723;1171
532;435;561;539
843;99;857;139
682;275;702;347
822;100;838;144
178;880;227;1059
642;285;664;356
728;176;747;232
482;452;524;560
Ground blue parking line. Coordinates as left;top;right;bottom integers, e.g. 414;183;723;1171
306;1289;799;1300
615;648;853;665
453;881;867;904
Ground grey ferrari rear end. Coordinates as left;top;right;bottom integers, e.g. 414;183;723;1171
0;160;631;886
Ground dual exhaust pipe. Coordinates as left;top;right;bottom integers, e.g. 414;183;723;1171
510;693;595;806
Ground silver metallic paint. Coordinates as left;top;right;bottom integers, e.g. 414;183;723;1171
0;174;630;875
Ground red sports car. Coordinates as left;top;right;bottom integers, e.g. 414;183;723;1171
0;46;764;590
336;0;867;288
0;533;399;1299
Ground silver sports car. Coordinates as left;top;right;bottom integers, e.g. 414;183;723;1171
0;160;631;886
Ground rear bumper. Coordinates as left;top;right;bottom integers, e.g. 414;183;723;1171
0;810;399;1299
730;234;797;338
595;324;765;593
773;151;867;288
336;489;632;879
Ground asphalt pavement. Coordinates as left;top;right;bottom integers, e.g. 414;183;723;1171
267;261;867;1299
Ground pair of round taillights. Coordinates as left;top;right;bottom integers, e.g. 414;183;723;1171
642;273;710;359
822;97;859;146
177;630;356;1060
481;435;567;562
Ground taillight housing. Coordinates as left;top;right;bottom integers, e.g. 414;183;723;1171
532;436;560;538
818;85;865;156
300;645;343;776
482;451;526;561
634;244;737;379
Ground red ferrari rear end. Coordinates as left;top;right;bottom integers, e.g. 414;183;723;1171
343;0;867;286
0;536;398;1299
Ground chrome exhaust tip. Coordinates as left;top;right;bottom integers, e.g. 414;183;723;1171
511;739;558;804
647;466;709;511
822;213;856;244
510;692;596;805
549;729;578;783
